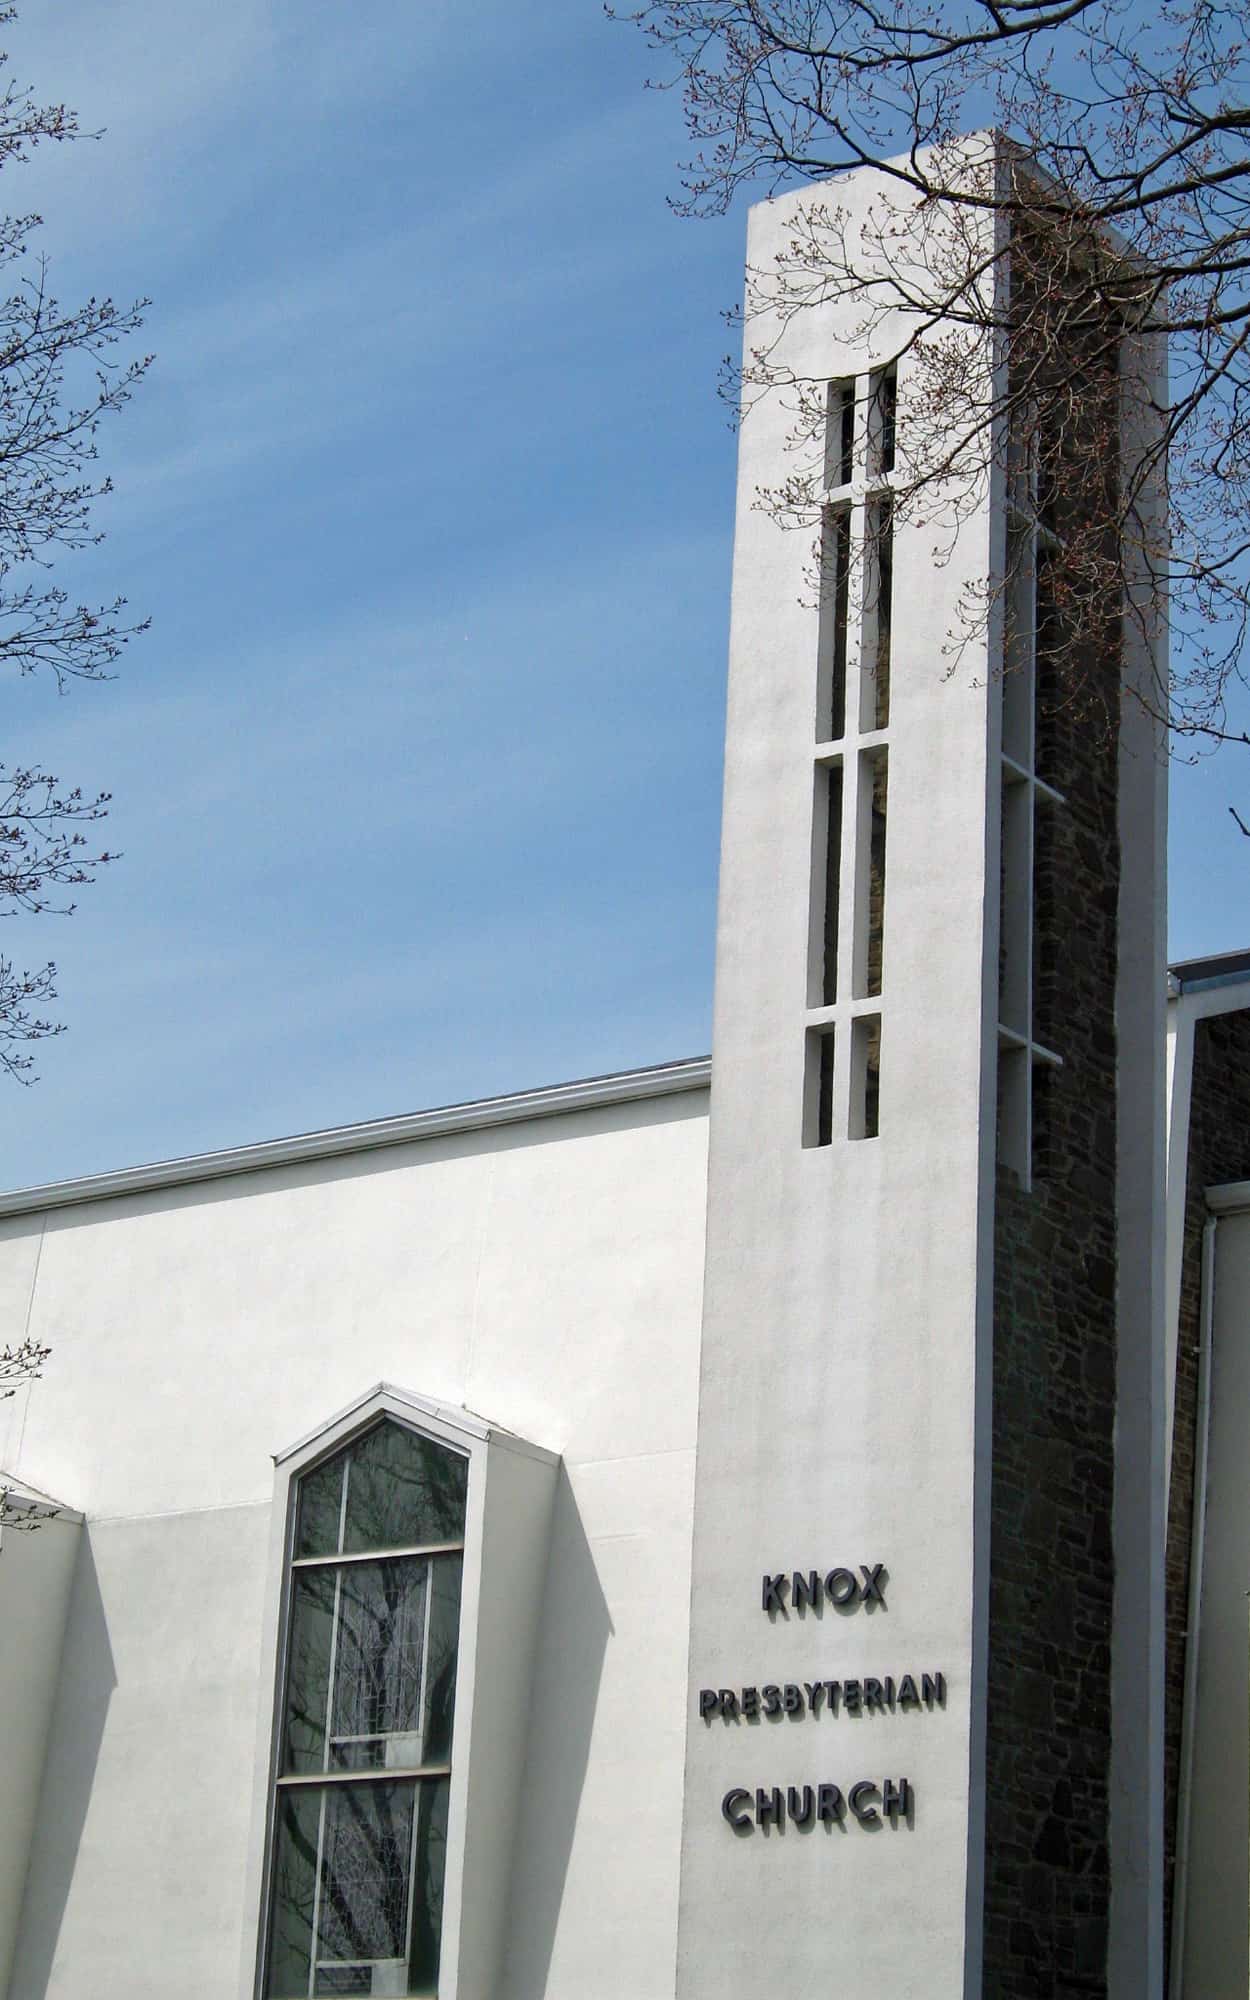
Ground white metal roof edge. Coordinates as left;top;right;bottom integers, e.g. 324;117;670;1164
274;1381;560;1468
0;1055;712;1220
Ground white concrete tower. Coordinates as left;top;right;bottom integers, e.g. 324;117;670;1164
677;150;1167;1998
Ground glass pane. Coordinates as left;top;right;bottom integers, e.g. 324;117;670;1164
342;1422;468;1554
423;1556;462;1767
296;1456;346;1560
268;1780;448;1998
409;1778;451;1994
285;1569;338;1774
267;1786;321;1997
330;1560;428;1766
317;1781;415;1968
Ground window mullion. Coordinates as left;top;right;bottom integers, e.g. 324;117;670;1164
307;1785;329;2000
417;1557;435;1769
402;1767;425;1974
322;1567;344;1774
335;1456;349;1554
291;1537;465;1570
276;1763;451;1787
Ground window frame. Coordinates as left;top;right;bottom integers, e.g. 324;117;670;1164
244;1385;494;2000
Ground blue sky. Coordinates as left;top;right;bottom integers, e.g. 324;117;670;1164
1;0;1244;1189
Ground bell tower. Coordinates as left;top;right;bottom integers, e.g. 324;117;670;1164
677;148;1167;1998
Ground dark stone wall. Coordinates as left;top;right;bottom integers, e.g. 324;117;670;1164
982;682;1120;1995
1162;1005;1250;1985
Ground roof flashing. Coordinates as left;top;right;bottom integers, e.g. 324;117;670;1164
0;1055;711;1220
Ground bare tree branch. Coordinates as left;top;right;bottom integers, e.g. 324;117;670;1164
0;6;150;1081
618;0;1250;749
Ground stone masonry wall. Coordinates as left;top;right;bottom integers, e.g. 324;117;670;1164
982;679;1120;1995
1162;1005;1250;1986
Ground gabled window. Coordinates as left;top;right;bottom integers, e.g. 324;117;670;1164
264;1418;468;1998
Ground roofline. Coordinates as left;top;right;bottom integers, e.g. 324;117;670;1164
0;1055;712;1220
0;1472;83;1522
273;1381;560;1469
1168;949;1250;995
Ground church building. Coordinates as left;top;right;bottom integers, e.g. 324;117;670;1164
0;144;1244;2000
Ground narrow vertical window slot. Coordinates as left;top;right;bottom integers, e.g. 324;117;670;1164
849;1015;881;1140
1030;1056;1052;1182
997;1044;1030;1182
1036;438;1058;546
999;775;1031;1038
998;384;1072;1190
840;382;856;485
861;497;893;731
853;747;888;999
817;506;851;740
867;750;887;998
812;762;843;1007
1033;541;1061;791
1008;404;1038;518
824;378;856;490
1032;794;1054;1054
1002;522;1034;766
869;364;897;478
998;782;1011;1014
803;1029;836;1147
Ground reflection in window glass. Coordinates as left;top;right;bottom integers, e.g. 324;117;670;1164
284;1558;463;1778
295;1458;346;1562
284;1569;336;1775
409;1780;450;1994
296;1421;468;1561
423;1557;462;1769
343;1422;467;1555
269;1788;319;1999
316;1781;415;1967
268;1422;465;1997
330;1561;429;1761
267;1779;450;1998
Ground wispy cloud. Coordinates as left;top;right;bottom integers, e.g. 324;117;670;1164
0;0;734;1188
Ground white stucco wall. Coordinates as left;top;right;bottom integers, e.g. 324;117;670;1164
677;163;1000;1998
0;1498;82;2000
0;1081;708;2000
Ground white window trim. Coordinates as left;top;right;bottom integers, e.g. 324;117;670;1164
239;1382;556;2000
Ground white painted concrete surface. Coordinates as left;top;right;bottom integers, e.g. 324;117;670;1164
8;1504;271;1998
0;1496;81;2000
678;162;1000;1997
0;1082;708;2000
